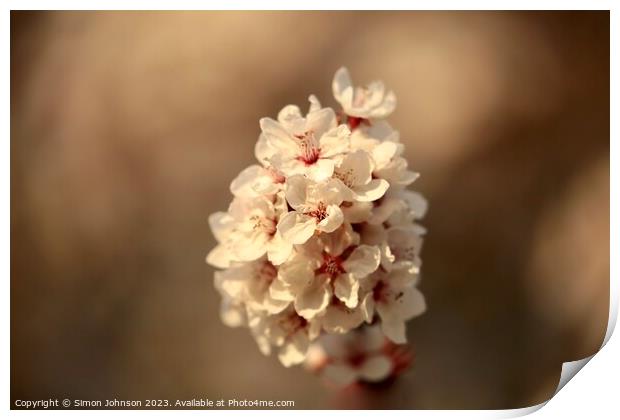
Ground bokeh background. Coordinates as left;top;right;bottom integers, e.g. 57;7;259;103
11;11;609;409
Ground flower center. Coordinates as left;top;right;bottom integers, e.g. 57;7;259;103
250;215;277;236
373;281;387;303
256;261;277;286
305;201;328;222
279;313;308;337
392;244;416;261
317;253;345;278
346;116;369;130
267;166;286;184
334;167;356;188
294;131;321;165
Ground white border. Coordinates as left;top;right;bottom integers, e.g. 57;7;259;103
4;2;616;419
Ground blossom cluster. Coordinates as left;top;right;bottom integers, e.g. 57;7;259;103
207;68;427;379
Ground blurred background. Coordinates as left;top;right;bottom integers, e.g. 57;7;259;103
11;11;609;409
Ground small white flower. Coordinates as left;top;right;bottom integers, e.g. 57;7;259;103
259;102;351;181
333;150;390;202
277;175;345;245
369;189;428;226
350;122;419;189
332;67;397;120
230;164;284;198
271;226;380;320
205;211;236;269
208;193;293;266
365;265;426;344
248;306;322;367
214;259;289;315
306;325;394;386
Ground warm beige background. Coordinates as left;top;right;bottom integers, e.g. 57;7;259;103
11;11;609;409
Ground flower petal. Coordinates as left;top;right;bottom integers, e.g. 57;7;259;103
220;299;245;328
322;303;365;334
306;158;335;182
276;254;317;295
323;364;358;387
354;178;389;202
306;107;337;139
360;292;375;323
319;125;351;158
376;286;426;324
308;94;321;113
337;149;372;186
359;355;392;382
267;232;293;265
343;245;381;278
402;190;428;219
230;165;266;197
208;212;234;243
316;204;344;233
277;104;302;124
206;244;232;269
332;67;353;107
277;212;316;245
334;273;359;308
342;201;373;223
371;141;400;170
380;319;407;344
278;330;309;367
295;280;331;319
259;117;297;154
284;174;309;209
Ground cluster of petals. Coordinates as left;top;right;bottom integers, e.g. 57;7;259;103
207;67;427;373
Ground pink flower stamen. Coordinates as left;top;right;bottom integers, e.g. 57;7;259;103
294;131;321;165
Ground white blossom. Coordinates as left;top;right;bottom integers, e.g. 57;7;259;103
259;102;351;182
332;67;396;120
206;67;427;372
276;175;345;245
305;325;395;386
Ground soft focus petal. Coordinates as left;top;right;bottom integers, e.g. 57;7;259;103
332;67;353;106
323;364;358;387
208;212;234;243
308;94;321;113
359;355;392;382
277;104;302;124
278;331;309;367
206;244;232;269
402;190;428;219
220;300;246;328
